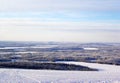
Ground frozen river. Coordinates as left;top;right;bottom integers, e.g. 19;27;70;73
0;62;120;83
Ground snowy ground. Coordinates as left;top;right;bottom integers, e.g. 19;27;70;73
0;62;120;83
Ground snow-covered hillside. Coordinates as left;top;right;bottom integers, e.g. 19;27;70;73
0;62;120;83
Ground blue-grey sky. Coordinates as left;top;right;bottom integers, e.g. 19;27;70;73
0;0;120;42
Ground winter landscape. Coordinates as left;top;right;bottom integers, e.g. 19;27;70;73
0;0;120;83
0;61;120;83
0;42;120;83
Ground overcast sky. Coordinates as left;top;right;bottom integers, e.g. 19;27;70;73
0;0;120;42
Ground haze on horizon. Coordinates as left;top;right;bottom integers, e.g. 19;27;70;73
0;0;120;43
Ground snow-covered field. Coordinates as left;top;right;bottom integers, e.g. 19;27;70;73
83;47;99;50
0;62;120;83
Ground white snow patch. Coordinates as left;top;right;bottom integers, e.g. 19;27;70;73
83;47;99;50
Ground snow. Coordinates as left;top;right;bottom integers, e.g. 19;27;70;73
0;62;120;83
83;47;99;50
0;45;57;49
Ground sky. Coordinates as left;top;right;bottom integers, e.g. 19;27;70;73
0;0;120;42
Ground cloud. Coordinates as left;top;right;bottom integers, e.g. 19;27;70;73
0;27;119;42
0;0;120;42
0;0;120;12
0;18;120;31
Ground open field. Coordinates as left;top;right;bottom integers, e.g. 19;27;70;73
0;62;120;83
